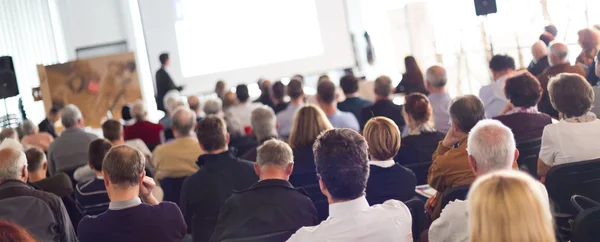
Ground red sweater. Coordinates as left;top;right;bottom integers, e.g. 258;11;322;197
124;121;163;145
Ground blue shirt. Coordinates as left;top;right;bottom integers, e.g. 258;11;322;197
276;103;303;138
338;97;372;121
75;177;110;216
479;75;509;118
427;92;452;133
328;110;360;131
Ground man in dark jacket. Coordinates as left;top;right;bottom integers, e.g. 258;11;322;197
38;107;59;138
156;53;183;111
527;40;550;76
210;139;318;242
181;116;258;242
359;75;405;132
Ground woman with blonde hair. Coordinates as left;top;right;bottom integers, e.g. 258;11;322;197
468;170;554;242
363;117;416;205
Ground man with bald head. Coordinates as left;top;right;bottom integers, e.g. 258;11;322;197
0;139;77;241
188;95;203;122
152;107;202;204
425;65;452;133
527;40;550;76
537;41;586;118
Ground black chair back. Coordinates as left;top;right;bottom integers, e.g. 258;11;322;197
159;176;187;206
222;230;295;242
404;161;432;185
546;158;600;215
515;137;542;177
404;197;425;242
440;185;470;211
572;206;600;242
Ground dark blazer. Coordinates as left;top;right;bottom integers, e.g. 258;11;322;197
38;118;57;138
396;131;445;166
180;151;258;242
272;102;289;114
359;100;406;132
338;97;372;121
494;112;552;142
537;63;586;118
289;145;325;203
366;163;417;206
587;60;599;86
527;56;550;76
155;68;182;111
209;179;318;242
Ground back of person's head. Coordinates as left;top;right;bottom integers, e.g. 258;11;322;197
425;65;447;89
163;91;181;114
467;120;516;175
531;40;548;61
404;56;421;74
318;74;331;84
251;106;276;141
0;219;36;242
256;139;293;169
196;115;228;152
121;105;132;122
577;28;600;51
60;104;83;128
49;106;60;117
25;147;45;173
0;128;17;142
102;145;145;188
374;75;393;97
0;141;27;181
316;80;337;104
235;84;250;103
102;119;123;142
291;74;305;83
215;80;227;97
270;81;286;101
203;98;222;115
171;107;196;135
489;54;516;72
131;100;146;121
449;95;485;132
339;75;359;95
468;170;555;242
20;120;36;136
504;72;542;108
222;91;239;109
159;53;169;65
403;56;424;86
539;32;555;46
363;117;400;161
287;79;304;100
314;128;369;201
545;25;558;37
188;95;201;113
548;41;569;66
548;73;594;118
403;93;433;126
288;105;333;149
88;139;112;172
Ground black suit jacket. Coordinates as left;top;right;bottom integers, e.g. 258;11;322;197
155;68;182;111
38;118;57;138
359;100;406;132
365;164;416;206
527;56;550;76
209;179;318;242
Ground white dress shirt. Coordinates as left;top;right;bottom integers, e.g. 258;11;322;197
368;160;396;168
479;75;509;118
286;196;412;242
539;118;600;166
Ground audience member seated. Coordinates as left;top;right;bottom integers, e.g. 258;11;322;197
75;139;112;216
287;129;412;242
576;28;600;72
270;81;289;114
360;75;406;132
123;100;163;150
0;140;76;241
277;79;305;139
121;104;134;126
0;128;18;142
493;72;552;142
426;95;485;220
537;42;586;118
479;54;515;118
214;80;227;100
204;98;257;155
363;117;416;205
588;49;599;86
287;105;333;202
538;73;600;180
77;145;186;242
203;98;223;117
316;80;359;131
221;91;239;111
396;56;428;95
188;95;203;122
528;40;551;76
468;171;555;242
162;99;188;142
158;91;181;129
594;52;600;116
48;104;98;177
429;120;521;242
425;65;452;133
25;147;73;200
38;106;59;138
20;120;54;152
228;84;262;130
0;219;37;242
181;116;258;242
254;79;274;108
210;140;318;242
337;74;372;121
241;106;278;161
396;93;445;167
153;107;202;204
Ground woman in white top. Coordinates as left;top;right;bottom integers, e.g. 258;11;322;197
538;73;600;180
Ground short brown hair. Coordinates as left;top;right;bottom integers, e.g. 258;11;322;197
196;115;228;151
504;72;542;108
287;79;304;99
25;147;45;172
363;117;401;161
271;81;286;101
548;73;594;118
374;75;393;97
0;128;16;142
317;80;336;104
103;145;145;187
450;95;486;132
288;105;333;149
340;75;359;95
403;93;433;125
89;139;113;171
102;119;122;142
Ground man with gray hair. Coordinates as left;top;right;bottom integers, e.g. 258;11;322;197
359;75;405;131
429;120;524;242
152;107;202;204
0;139;77;241
210;139;318;242
241;105;278;161
203;98;223;116
537;41;586;118
48;104;97;176
124;100;164;149
20;119;54;151
527;40;550;76
425;65;452;133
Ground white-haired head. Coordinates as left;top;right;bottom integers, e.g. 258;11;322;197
467;120;517;176
21;120;38;136
425;65;448;90
548;41;569;66
250;105;277;141
131;100;147;121
61;104;83;128
0;139;27;182
163;90;181;114
203;98;223;115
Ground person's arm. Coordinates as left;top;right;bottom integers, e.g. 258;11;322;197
47;148;56;176
139;176;159;205
209;199;234;242
57;197;78;242
428;216;450;242
537;126;556;182
538;158;552;183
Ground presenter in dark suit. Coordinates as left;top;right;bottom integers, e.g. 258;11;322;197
156;53;182;111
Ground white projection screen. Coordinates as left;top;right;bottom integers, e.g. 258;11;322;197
139;0;355;94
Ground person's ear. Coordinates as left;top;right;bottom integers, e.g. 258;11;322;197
317;174;329;197
42;161;48;171
139;170;146;186
335;92;339;101
468;155;478;175
285;163;294;176
88;161;94;170
21;165;28;182
253;163;260;177
102;171;110;187
513;149;520;168
199;143;206;151
225;133;230;145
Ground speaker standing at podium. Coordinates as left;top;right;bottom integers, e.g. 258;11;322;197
156;53;183;112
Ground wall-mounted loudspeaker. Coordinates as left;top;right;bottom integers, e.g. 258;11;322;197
0;56;19;99
474;0;497;16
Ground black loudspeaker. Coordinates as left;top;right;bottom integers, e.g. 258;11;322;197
0;56;19;99
474;0;497;16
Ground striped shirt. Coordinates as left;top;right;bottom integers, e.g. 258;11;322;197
75;177;110;216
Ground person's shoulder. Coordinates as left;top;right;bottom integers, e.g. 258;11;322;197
374;199;411;216
439;199;468;218
287;224;321;242
479;84;492;95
